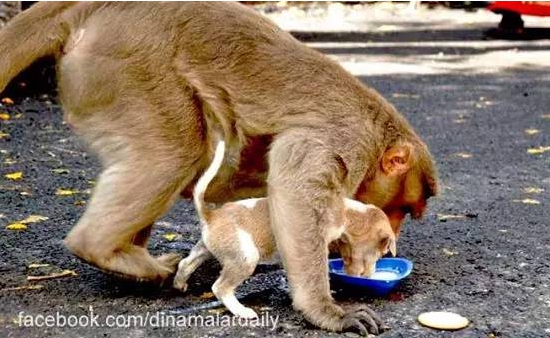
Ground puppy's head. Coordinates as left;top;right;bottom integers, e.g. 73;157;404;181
338;204;396;277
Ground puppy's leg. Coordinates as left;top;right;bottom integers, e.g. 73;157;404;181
212;259;258;319
173;240;212;291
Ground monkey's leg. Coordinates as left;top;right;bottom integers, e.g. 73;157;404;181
267;132;383;335
62;106;206;282
64;153;197;282
212;259;258;319
173;240;212;291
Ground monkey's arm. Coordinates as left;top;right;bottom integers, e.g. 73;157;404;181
267;130;383;335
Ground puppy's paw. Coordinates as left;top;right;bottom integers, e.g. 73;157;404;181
172;278;188;292
234;307;258;319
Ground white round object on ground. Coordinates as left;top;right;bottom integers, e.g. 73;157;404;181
417;311;469;330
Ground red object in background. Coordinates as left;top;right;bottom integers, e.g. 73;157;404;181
488;1;550;16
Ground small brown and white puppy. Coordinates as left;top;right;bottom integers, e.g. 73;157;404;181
173;139;396;318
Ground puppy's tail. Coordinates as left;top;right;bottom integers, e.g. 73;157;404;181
193;138;226;222
0;2;76;93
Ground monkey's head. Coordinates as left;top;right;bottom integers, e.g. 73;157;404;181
337;205;397;277
355;140;438;236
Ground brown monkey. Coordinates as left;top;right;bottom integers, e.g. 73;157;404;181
172;138;396;318
0;2;437;334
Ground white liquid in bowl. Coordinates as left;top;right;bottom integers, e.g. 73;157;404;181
369;270;399;280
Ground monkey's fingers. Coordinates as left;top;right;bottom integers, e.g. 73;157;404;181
346;304;385;329
342;305;381;335
341;317;369;336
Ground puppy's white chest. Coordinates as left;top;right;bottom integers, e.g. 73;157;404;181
237;228;261;263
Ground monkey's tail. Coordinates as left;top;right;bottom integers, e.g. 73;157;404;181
193;138;226;223
0;2;76;93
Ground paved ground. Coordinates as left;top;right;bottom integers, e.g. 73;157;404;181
0;3;549;338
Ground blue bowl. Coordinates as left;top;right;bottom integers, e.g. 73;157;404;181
329;258;413;296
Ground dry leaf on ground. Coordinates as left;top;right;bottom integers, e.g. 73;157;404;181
512;199;540;205
19;215;49;224
4;172;23;180
524;187;544;194
6;223;27;231
55;188;80;196
527;146;550;154
524;129;540;135
163;233;178;242
27;269;78;282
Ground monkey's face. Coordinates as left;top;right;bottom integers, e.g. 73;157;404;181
355;171;426;234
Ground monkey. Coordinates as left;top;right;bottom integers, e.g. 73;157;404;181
0;2;437;335
172;137;397;318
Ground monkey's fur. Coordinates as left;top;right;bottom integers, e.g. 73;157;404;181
0;2;437;335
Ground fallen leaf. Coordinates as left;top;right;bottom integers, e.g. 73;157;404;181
13;113;22;119
4;172;23;180
207;308;226;315
28;263;50;269
3;158;16;165
27;269;78;282
527;146;550;154
163;233;178;242
455;152;472;158
55;188;79;196
512;199;540;205
392;93;420;99
1;97;14;105
200;292;215;299
19;191;31;196
453;118;467;124
0;132;9;139
524;187;544;194
0;113;9;121
74;200;86;206
524;129;540;135
437;214;465;222
51;168;70;174
0;284;44;292
6;223;27;231
442;248;458;256
19;215;48;224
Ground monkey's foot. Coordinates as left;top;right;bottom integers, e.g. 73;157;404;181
65;240;179;284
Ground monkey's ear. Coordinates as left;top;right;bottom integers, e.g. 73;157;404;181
381;143;413;176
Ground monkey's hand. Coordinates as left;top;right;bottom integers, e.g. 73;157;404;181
340;304;389;335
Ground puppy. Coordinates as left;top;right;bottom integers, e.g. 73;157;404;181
173;139;397;318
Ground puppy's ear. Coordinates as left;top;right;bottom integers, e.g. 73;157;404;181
388;237;397;257
379;235;397;257
381;143;413;176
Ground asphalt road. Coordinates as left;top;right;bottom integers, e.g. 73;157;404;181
0;4;549;338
